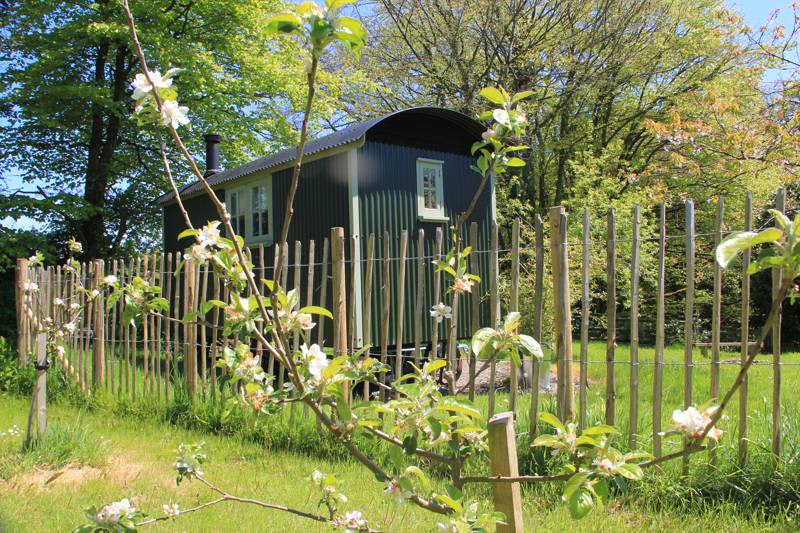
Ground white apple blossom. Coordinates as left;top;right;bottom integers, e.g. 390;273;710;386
54;298;64;306
667;405;723;441
130;69;174;100
95;498;135;525
342;510;367;533
452;275;475;294
301;343;328;380
384;479;412;506
90;289;100;298
290;311;315;331
198;221;221;248
23;282;38;292
67;237;83;254
162;503;180;518
56;345;66;358
492;108;510;126
429;303;452;323
64;322;76;333
70;302;80;310
103;275;118;286
161;99;190;128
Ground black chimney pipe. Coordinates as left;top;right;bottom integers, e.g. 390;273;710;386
204;133;221;177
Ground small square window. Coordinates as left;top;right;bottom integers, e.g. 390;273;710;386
225;179;273;243
416;159;446;221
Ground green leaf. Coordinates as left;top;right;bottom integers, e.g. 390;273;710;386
503;311;521;333
716;228;782;268
434;493;463;513
562;471;591;500
178;228;198;241
532;434;564;448
479;87;507;105
505;157;526;167
511;90;535;103
471;327;497;359
435;397;482;419
539;412;565;432
326;0;356;10
404;465;431;492
402;435;418;455
616;463;644;480
299;305;333;319
266;12;304;34
568;488;594;519
769;209;791;230
516;335;543;361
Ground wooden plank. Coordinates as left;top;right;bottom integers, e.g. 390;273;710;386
294;240;303;356
430;228;443;360
361;235;373;401
200;262;210;396
605;208;617;426
629;205;641;448
93;259;106;389
142;255;150;397
529;214;544;438
210;271;221;400
331;228;348;403
488;412;524;533
317;238;330;347
185;259;198;398
740;192;752;464
653;203;666;457
509;219;520;412
380;232;391;397
487;222;499;417
683;200;696;473
362;235;374;349
132;256;140;399
163;254;172;401
469;222;479;401
15;258;28;364
395;230;408;395
772;188;785;461
35;333;47;439
580;210;590;432
414;229;426;365
348;237;357;352
710;198;723;464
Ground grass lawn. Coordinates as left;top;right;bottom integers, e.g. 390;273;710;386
3;340;797;531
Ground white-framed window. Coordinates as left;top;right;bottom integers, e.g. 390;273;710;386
251;185;270;237
228;190;246;237
416;158;446;221
225;178;274;243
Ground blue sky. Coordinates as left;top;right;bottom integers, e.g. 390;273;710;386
0;0;793;232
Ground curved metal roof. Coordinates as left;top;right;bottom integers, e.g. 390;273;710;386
156;106;483;206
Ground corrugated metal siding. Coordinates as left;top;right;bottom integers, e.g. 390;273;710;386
358;141;493;345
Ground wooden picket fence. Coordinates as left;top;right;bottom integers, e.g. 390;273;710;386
14;188;793;464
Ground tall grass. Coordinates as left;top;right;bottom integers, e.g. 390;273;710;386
0;418;108;479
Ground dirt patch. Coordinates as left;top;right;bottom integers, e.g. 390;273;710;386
455;358;595;394
5;457;143;491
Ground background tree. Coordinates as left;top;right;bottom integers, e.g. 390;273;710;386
0;0;367;258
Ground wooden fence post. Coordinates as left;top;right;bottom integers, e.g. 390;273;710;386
653;203;666;457
185;259;198;398
579;210;590;432
469;222;479;401
740;192;752;465
396;230;408;396
710;197;723;464
683;200;696;474
25;333;48;447
529;214;544;439
772;188;785;462
16;258;29;364
606;208;617;426
509;219;520;410
331;228;348;402
93;259;106;388
488;412;524;533
549;207;573;421
629;205;641;448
